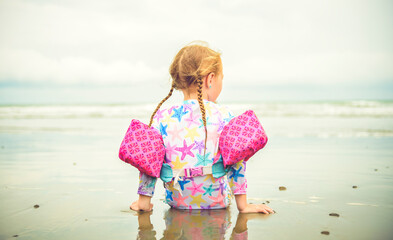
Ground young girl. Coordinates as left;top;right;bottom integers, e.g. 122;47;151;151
129;42;274;214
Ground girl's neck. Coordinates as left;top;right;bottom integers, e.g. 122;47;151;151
182;89;208;101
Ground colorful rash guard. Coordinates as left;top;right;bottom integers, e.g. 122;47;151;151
138;99;247;210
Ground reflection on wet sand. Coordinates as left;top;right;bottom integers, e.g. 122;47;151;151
136;208;271;240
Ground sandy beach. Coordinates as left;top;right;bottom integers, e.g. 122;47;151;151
0;101;392;239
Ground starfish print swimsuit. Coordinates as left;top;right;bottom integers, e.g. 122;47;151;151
138;99;247;210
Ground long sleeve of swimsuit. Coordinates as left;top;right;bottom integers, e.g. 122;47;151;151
137;172;157;196
228;160;247;195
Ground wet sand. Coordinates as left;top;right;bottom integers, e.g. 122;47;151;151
0;103;392;239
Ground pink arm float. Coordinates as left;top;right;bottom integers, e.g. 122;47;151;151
119;110;268;177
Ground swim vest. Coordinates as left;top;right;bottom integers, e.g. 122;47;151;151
118;110;268;180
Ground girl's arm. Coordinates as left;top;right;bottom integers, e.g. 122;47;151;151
130;111;161;212
131;172;157;211
229;160;274;214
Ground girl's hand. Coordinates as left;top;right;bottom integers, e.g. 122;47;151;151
239;203;274;214
130;195;153;212
235;194;275;214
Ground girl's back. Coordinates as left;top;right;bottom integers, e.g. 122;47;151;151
153;100;233;168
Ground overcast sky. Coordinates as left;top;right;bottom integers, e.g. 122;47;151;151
0;0;392;103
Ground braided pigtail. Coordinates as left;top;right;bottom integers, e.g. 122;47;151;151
197;78;208;159
148;85;174;128
166;42;222;164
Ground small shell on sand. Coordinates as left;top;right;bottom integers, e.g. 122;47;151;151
279;186;287;191
352;185;358;189
329;213;339;217
34;204;39;209
321;231;330;235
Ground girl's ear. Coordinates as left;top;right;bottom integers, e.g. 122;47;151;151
205;72;215;88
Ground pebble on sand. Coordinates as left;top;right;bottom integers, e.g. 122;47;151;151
329;213;339;217
266;200;270;203
374;169;378;171
34;204;39;208
279;186;287;191
12;235;18;238
321;231;330;235
352;185;358;189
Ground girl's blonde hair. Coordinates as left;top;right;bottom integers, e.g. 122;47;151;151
149;42;222;156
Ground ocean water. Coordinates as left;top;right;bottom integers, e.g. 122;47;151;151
0;100;392;239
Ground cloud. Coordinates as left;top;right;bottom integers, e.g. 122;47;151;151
224;52;393;85
0;0;392;87
0;48;166;84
